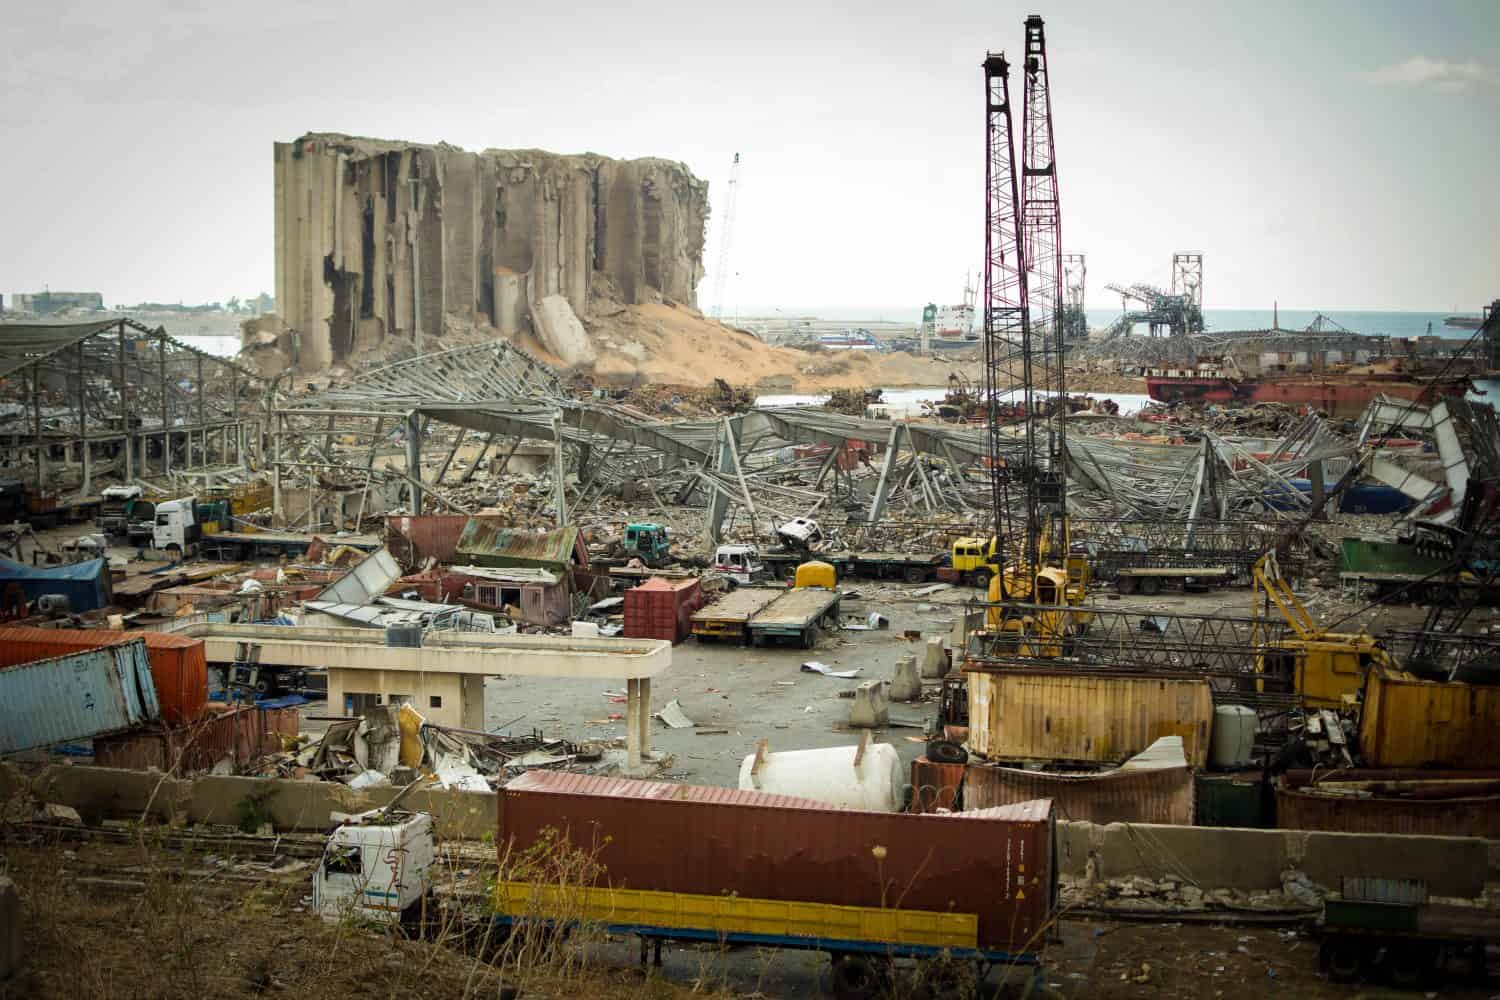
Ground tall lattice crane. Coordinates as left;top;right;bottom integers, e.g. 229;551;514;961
709;153;740;321
1021;13;1067;560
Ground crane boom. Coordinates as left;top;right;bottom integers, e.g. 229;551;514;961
710;153;741;321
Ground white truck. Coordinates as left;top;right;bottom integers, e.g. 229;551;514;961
313;808;435;923
98;485;144;536
712;544;766;585
152;496;201;557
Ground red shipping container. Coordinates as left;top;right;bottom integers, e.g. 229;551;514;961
623;577;703;644
0;627;208;725
499;772;1056;954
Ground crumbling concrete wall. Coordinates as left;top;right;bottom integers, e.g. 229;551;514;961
274;133;708;373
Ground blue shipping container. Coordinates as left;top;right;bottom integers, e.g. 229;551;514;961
0;639;160;752
0;555;112;611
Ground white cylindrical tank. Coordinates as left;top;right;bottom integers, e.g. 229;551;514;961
737;741;903;812
1210;705;1257;769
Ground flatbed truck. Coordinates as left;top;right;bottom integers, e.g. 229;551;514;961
1115;566;1234;595
689;587;783;643
1319;881;1500;987
746;586;841;648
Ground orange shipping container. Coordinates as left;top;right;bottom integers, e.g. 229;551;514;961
0;627;208;725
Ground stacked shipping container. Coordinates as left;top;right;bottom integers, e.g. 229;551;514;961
0;627;208;725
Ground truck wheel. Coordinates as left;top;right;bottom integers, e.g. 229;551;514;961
804;625;820;648
1140;576;1162;596
1386;942;1438;989
1117;575;1137;595
904;566;926;584
830;955;880;1000
1320;937;1363;984
970;569;991;590
778;563;797;582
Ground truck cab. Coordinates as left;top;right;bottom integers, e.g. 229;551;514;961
776;517;823;551
153;496;201;556
714;544;764;585
98;485;143;535
313;809;435;923
624;522;671;566
950;536;996;588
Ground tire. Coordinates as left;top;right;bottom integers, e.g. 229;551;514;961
1140;576;1162;596
904;566;926;584
1117;575;1138;595
830;955;880;1000
1385;942;1438;989
1321;937;1363;984
778;563;797;582
970;568;991;590
926;739;968;765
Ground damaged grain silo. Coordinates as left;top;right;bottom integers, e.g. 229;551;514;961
269;133;708;373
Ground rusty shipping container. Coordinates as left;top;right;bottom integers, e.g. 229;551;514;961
386;514;504;566
964;761;1195;825
0;626;208;725
499;771;1056;953
965;670;1212;766
1276;785;1500;839
0;639;160;753
908;756;965;814
1358;667;1500;769
93;706;299;774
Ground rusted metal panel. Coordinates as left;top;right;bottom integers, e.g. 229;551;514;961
500;771;1055;953
908;757;965;814
0;626;206;726
1359;668;1500;769
966;670;1212;767
454;520;582;573
1275;785;1500;839
385;514;484;566
964;762;1195;825
0;640;159;752
92;706;297;773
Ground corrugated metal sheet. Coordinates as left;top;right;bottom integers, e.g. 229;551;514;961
0;639;160;752
501;771;1055;954
966;670;1212;767
965;760;1195;825
1276;785;1500;838
455;520;581;573
1343;877;1428;905
0;626;207;725
315;547;402;605
1359;667;1500;769
93;706;298;773
908;757;965;814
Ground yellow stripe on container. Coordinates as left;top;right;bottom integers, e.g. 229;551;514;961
493;881;978;949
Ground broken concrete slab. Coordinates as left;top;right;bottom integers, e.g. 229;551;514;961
533;294;596;366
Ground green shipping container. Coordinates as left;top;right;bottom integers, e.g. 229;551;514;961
1194;774;1269;828
1339;537;1448;576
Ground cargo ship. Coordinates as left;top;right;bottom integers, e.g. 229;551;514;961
1145;361;1474;418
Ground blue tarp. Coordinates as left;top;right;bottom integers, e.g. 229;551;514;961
0;556;112;611
1265;480;1415;516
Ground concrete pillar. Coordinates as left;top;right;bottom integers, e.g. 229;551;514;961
921;636;949;679
406;411;424;514
889;654;921;702
461;675;485;731
627;676;652;767
848;680;889;728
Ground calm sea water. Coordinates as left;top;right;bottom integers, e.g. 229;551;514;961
738;305;1483;341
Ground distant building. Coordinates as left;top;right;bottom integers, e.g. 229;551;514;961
10;291;105;315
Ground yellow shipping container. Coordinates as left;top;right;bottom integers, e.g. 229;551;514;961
966;670;1212;767
1359;667;1500;769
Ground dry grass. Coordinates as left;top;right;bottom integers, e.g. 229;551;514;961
0;835;732;1000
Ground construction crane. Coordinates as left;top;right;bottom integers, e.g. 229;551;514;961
1101;281;1203;340
979;18;1085;615
1061;253;1087;341
709;152;740;321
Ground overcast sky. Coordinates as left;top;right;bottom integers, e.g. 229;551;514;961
3;0;1496;314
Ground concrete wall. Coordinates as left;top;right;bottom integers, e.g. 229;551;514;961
274;133;709;372
325;668;483;731
1057;819;1495;899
